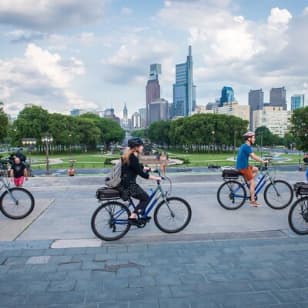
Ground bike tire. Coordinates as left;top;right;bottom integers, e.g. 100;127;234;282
217;180;246;210
264;180;293;209
288;197;308;235
0;187;35;219
91;201;131;241
154;197;191;233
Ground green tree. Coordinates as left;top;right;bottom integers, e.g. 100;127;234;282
131;129;148;138
255;126;282;146
13;106;49;144
148;121;171;146
290;106;308;151
0;102;9;142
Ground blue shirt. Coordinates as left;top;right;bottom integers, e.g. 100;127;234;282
236;143;253;170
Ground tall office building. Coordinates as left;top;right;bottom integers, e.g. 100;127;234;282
121;103;130;129
269;87;287;110
148;98;169;125
291;94;305;111
146;64;161;126
173;46;196;117
219;86;235;106
248;89;264;130
138;107;146;128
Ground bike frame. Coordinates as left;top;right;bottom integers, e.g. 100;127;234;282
106;181;166;225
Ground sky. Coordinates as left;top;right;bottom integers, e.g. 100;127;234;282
0;0;308;117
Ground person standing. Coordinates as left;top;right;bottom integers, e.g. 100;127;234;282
236;131;267;207
159;151;168;176
9;156;28;187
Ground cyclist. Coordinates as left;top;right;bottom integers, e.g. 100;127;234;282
236;131;267;207
119;137;161;223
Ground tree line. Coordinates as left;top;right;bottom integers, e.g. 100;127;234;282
0;105;125;151
132;111;308;151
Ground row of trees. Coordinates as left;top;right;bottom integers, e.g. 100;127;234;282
0;105;125;150
132;110;308;151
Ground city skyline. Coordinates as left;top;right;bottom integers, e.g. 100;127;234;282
1;0;308;117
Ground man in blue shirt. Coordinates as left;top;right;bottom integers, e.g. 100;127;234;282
236;131;267;207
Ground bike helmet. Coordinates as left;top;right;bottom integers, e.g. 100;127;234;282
243;131;255;140
128;137;144;148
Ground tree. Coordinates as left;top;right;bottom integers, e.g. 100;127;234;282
148;121;171;146
14;106;49;144
290;106;308;151
0;102;9;142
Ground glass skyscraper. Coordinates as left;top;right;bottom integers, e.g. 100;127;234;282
291;94;305;111
220;86;235;106
173;46;196;117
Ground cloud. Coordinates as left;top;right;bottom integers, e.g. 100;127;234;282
121;7;133;16
0;43;97;115
102;38;176;85
157;1;308;105
0;0;107;30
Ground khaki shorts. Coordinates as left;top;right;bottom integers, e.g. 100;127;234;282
239;165;254;181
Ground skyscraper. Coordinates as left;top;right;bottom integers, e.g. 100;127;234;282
173;46;196;117
146;64;161;126
220;86;235;106
149;98;169;125
121;103;129;129
291;94;305;111
248;89;264;130
269;87;287;110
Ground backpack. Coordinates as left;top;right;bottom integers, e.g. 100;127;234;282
105;160;122;188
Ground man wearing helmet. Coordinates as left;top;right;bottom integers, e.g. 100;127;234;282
236;131;267;207
120;137;161;222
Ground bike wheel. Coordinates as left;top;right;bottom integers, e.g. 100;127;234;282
288;197;308;235
217;180;246;210
264;180;293;209
91;201;131;241
0;188;35;219
154;197;191;233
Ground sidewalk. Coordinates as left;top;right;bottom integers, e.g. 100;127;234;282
1;235;308;307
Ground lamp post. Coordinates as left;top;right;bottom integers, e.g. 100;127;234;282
233;131;237;161
41;135;53;175
21;138;37;176
211;130;215;152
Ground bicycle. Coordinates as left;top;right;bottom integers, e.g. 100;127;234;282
288;182;308;235
0;159;35;219
91;170;192;241
217;163;293;210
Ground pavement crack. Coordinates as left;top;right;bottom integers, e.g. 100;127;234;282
102;261;144;273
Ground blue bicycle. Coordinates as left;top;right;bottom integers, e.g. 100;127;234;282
91;171;192;241
217;164;293;210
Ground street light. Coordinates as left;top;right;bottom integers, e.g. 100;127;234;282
21;138;37;176
41;134;53;175
233;131;237;161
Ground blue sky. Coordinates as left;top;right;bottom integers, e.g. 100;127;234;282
1;0;308;117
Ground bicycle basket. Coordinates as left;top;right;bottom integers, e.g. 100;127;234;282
222;168;240;179
294;182;308;197
96;187;121;200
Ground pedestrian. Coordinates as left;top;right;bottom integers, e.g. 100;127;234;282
9;156;28;187
159;151;168;176
118;137;161;223
236;131;267;207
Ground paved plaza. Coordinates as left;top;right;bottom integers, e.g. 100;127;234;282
1;171;308;307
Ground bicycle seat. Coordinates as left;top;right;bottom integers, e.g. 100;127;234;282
96;187;121;200
222;168;241;179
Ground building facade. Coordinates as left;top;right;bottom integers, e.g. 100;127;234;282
146;64;161;126
216;102;249;121
291;94;305;111
248;89;264;130
131;112;141;129
173;46;196;117
220;87;235;106
148;98;169;125
253;106;291;137
269;87;287;110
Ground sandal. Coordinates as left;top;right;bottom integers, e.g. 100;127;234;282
250;201;262;207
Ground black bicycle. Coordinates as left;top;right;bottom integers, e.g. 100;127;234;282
288;182;308;235
91;170;192;241
217;163;293;210
0;160;35;219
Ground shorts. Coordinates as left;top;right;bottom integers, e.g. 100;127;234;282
14;176;25;187
239;166;254;181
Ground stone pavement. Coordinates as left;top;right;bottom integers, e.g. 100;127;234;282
1;235;308;307
1;171;308;307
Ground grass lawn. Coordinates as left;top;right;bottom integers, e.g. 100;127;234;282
3;150;303;170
